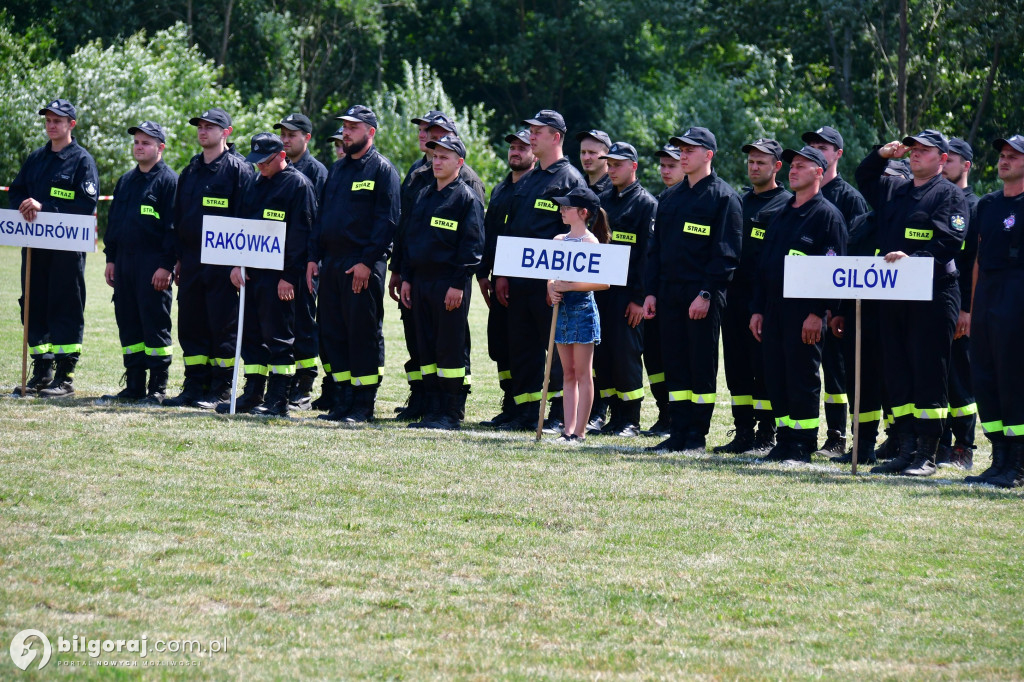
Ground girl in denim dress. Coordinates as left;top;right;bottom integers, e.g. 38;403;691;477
547;188;611;442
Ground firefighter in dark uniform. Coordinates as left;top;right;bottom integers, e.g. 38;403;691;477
273;113;327;411
591;142;656;436
399;134;484;429
213;133;315;416
10;98;99;398
390;112;485;420
164;107;254;408
801;126;869;457
964;135;1024;487
577;129;612;194
643;127;742;452
938;137;980;469
642;143;686;436
308;104;401;423
750;146;848;462
857;129;968;476
715;139;792;454
828;159;911;466
495;109;587;431
477;129;536;426
102;121;177;404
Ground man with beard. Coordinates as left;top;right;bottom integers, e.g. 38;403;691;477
477;129;536;426
308;105;401;423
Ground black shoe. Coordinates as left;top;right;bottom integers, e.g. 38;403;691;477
251;374;290;417
870;433;916;474
713;427;756;454
100;368;147;403
783;440;814;464
12;358;54;396
751;426;776;453
586;415;607;435
395;385;426;420
986;443;1024;488
758;441;795;462
38;355;78;399
943;444;974;470
902;436;940;477
814;429;846;457
935;443;953;466
645;436;686;453
683;435;707;453
310;375;335;411
480;410;516;427
163;385;205;408
642;415;672;437
875;435;897;460
965;442;1009;483
542;418;564;435
616;423;641;438
832;438;877;465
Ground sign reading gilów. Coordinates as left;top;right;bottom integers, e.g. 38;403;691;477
493;236;630;286
783;255;934;301
0;209;96;252
201;215;286;270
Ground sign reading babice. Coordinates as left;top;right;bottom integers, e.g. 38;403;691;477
493;236;631;285
783;255;934;301
0;209;96;252
201;215;285;270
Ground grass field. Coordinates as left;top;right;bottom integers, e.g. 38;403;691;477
1;246;1022;680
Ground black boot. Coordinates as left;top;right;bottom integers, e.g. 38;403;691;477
784;436;816;464
310;374;335;411
319;382;353;421
875;432;897;460
599;396;623;434
436;392;463;430
288;367;317;411
870;432;917;474
395;382;426;420
965;441;1009;483
39;354;78;398
341;386;377;424
143;367;169;405
948;443;975;470
614;400;642;437
987;442;1024;488
759;429;795;462
12;358;54;396
216;374;266;414
902;436;940;477
713;426;756;454
408;392;444;428
102;367;147;402
643;404;671;436
196;367;234;410
544;397;565;435
833;433;878;465
814;429;847;457
163;365;209;408
251;374;290;417
480;389;516;427
497;402;538;431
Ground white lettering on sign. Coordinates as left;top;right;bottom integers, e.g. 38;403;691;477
783;255;934;301
201;215;286;269
492;236;630;285
0;209;96;252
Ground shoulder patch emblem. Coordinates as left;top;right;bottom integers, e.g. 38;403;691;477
1004;214;1016;231
951;214;965;231
825;247;837;256
84;181;97;196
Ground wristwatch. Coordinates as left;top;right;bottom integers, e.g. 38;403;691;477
699;290;711;301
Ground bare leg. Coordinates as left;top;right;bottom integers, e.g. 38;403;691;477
557;342;577;437
572;342;596;438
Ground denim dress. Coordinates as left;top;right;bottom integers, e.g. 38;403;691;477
554;236;601;345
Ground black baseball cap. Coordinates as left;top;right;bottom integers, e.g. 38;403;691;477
947;138;973;161
670;127;717;152
575;129;612;149
274;113;313;134
326;127;345;143
39;98;76;120
128;121;166;143
902;129;949;154
337;104;378;128
245;132;285;164
522;109;567;134
426;112;458;134
782;146;828;169
993;135;1024;154
505;129;531;145
802;126;844;150
742;138;783;161
884;159;912;178
189;107;231;128
601;142;638;162
552;187;601;213
426;134;466;159
655;144;680;160
411;110;445;125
